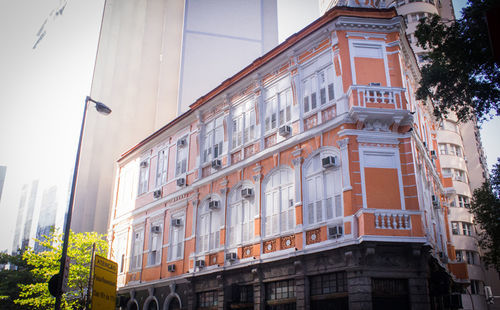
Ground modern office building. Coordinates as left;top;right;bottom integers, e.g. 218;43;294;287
11;180;39;253
72;0;279;235
0;166;6;203
107;5;467;309
34;185;59;253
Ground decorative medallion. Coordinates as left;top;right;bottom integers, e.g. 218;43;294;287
242;245;253;258
263;240;276;253
280;235;295;249
306;228;321;245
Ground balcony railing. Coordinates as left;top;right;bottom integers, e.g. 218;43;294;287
374;211;411;230
348;85;406;110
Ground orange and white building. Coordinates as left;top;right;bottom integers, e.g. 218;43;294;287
108;5;461;310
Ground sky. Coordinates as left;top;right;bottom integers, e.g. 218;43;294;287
0;0;498;253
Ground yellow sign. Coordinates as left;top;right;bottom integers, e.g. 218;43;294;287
91;254;118;310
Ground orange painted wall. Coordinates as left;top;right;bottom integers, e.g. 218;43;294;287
354;58;386;86
364;168;401;209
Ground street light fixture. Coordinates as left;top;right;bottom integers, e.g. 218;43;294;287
53;96;111;310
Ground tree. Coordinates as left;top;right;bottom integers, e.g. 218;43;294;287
414;0;500;122
14;230;108;310
470;158;500;272
0;251;38;310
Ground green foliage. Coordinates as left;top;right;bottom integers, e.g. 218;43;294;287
0;251;37;310
414;0;500;122
470;158;500;272
14;230;108;310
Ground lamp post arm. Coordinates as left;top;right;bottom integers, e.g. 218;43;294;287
54;99;89;310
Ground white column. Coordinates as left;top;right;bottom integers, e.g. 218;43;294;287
337;138;351;190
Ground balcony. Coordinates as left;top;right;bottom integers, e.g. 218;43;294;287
374;211;411;230
348;85;406;110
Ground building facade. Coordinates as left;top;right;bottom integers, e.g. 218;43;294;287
72;0;279;235
108;5;466;309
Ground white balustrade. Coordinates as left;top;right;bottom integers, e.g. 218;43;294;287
374;212;411;230
348;85;405;109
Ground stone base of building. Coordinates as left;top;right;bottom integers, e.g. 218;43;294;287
118;242;458;310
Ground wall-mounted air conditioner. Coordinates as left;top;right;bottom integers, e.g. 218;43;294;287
151;225;161;234
241;188;254;198
177;138;187;147
430;150;437;158
208;200;220;210
140;161;148;168
225;252;237;261
211;159;222;169
153;189;162;199
328;225;343;239
176;178;186;187
171;219;182;227
279;125;291;137
195;260;205;268
322;156;338;168
167;264;175;272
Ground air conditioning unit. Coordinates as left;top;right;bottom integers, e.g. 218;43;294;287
369;82;381;86
322;156;338;168
279;125;291;137
195;260;205;268
432;195;440;209
176;178;186;187
177;138;187;147
464;203;471;208
423;142;427;148
153;189;162;199
211;159;222;169
151;225;161;234
140;161;148;168
208;200;220;210
430;150;437;158
167;264;175;272
241;188;254;198
171;218;182;227
328;225;343;239
225;252;237;261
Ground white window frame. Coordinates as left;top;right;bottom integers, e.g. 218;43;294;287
196;196;222;253
156;147;169;186
451;221;459;235
115;232;128;274
227;183;255;247
302;65;335;116
303;150;343;226
263;167;295;237
462;222;472;236
232;99;256;149
147;221;163;266
175;135;189;177
203;116;225;164
130;228;144;270
167;211;185;262
138;159;150;195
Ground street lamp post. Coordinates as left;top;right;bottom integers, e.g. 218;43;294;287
54;96;111;310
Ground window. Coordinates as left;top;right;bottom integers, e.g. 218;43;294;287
138;159;150;195
457;195;469;208
168;213;185;261
439;144;447;155
156;148;168;186
233;100;256;148
462;222;472;236
454;169;466;182
449;144;462;157
130;229;144;270
304;152;342;225
197;290;218;309
263;167;295;236
197;197;221;253
442;168;452;178
266;279;295;301
228;185;255;247
115;233;128;274
310;272;347;296
470;280;481;295
451;222;459;235
455;250;463;262
265;89;292;133
303;65;335;114
147;222;162;266
465;251;476;264
175;137;188;176
203;116;224;163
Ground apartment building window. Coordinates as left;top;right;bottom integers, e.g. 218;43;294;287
442;168;452;178
156;148;168;186
227;185;255;247
457;195;469;208
439;144;447;155
168;213;185;262
465;251;476;264
263;167;295;237
266;279;296;309
304;151;342;225
455;250;463;262
462;222;472;236
302;66;335;114
130;229;144;270
138;159;150;195
115;233;128;274
175;136;188;176
147;221;163;266
197;197;221;253
197;290;218;309
450;144;462;157
310;272;348;309
454;169;466;182
203;116;224;163
470;280;481;295
451;222;459;235
233;100;256;148
265;89;292;133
